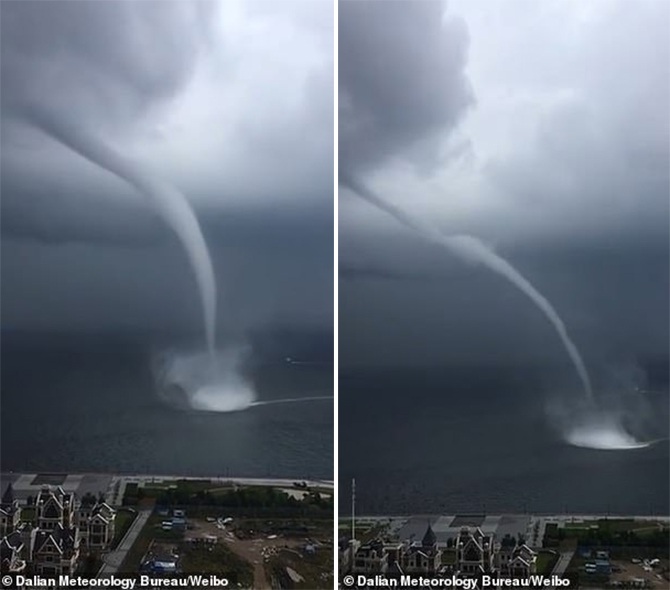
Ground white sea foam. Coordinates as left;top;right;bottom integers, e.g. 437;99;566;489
153;346;255;412
547;396;658;450
153;347;332;413
565;423;652;450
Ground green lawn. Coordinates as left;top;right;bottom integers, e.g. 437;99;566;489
562;519;666;535
141;485;173;494
20;507;35;523
112;510;137;549
545;519;669;551
173;479;218;493
535;551;559;574
77;553;103;576
596;519;668;534
441;550;457;565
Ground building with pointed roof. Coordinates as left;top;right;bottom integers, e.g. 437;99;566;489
352;539;389;574
0;484;117;577
422;523;437;547
339;519;537;582
456;526;495;576
401;523;443;575
496;539;537;578
31;522;80;576
0;483;21;537
0;530;27;573
35;485;75;531
77;499;116;550
346;523;445;577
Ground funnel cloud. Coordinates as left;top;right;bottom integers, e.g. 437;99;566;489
2;1;334;414
341;174;593;401
24;107;217;354
2;1;219;352
339;2;593;401
339;0;668;450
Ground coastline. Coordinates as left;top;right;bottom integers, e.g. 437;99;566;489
0;471;334;507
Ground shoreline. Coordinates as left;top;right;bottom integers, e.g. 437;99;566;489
341;513;670;520
0;471;333;507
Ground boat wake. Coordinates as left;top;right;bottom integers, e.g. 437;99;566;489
198;394;333;413
250;396;333;407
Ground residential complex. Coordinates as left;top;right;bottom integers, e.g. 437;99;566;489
340;524;537;582
0;483;116;575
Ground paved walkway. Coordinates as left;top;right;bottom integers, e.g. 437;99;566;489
118;475;332;489
547;550;575;590
98;509;151;576
552;550;574;576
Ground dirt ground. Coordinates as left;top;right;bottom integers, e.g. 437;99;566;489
609;560;669;589
186;518;311;589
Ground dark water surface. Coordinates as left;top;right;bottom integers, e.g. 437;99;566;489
1;332;333;479
339;366;669;515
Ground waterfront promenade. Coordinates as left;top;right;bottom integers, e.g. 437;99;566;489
0;472;334;507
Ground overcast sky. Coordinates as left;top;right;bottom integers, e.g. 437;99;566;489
1;0;333;338
2;0;668;371
339;0;669;369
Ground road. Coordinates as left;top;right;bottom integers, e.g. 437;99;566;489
552;550;575;576
98;509;151;576
111;474;332;492
548;550;576;590
351;513;669;522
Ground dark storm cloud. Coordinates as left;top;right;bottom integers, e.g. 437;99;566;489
0;0;213;245
338;0;668;370
1;0;333;242
339;0;474;175
1;0;333;333
1;0;212;131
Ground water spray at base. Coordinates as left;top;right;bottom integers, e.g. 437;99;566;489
545;367;668;450
153;347;256;412
153;347;332;413
566;422;653;450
